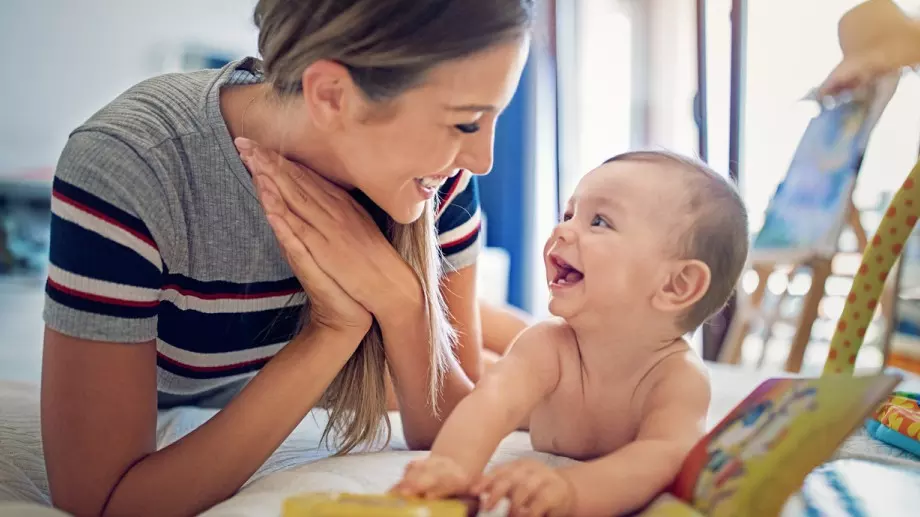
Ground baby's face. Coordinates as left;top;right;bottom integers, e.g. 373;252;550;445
544;161;685;322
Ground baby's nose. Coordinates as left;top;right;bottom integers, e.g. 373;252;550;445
552;224;576;243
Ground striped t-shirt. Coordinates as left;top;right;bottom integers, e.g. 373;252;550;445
44;58;482;406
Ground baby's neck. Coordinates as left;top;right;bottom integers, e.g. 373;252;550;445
567;317;686;380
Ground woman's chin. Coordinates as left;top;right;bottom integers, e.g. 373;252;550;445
386;202;427;225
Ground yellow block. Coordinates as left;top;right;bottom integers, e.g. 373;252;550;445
282;493;473;517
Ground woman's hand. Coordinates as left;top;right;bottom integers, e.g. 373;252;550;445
236;140;372;335
235;138;422;323
818;0;920;97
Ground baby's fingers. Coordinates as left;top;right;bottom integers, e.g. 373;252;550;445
509;474;546;513
477;471;517;511
392;469;443;498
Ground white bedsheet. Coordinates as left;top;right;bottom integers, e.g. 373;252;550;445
1;364;917;516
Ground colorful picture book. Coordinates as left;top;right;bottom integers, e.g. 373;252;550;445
636;373;907;517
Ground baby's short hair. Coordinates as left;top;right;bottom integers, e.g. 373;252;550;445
604;150;749;331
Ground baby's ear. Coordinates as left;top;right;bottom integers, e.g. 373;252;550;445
652;259;711;313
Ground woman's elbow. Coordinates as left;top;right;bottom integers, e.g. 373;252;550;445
47;477;108;517
403;430;435;451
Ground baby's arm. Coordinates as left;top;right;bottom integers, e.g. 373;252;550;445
561;358;711;516
392;321;563;498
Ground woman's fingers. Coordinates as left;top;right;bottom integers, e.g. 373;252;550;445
287;158;351;203
263;214;326;289
256;175;335;292
241;143;335;226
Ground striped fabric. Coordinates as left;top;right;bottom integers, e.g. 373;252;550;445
43;59;482;405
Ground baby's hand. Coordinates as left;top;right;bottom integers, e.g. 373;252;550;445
472;459;575;517
390;455;474;499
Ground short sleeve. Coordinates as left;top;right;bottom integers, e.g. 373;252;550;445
44;131;166;343
435;171;482;272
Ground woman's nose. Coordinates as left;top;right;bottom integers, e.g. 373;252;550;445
455;127;495;176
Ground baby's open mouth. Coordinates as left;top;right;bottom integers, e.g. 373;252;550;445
551;255;584;286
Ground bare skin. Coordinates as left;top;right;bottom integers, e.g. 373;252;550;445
385;298;531;410
42;38;529;517
393;162;716;517
818;0;920;97
480;299;531;357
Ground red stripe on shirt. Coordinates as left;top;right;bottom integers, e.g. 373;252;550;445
441;221;482;248
46;278;160;308
53;190;158;249
156;351;271;373
160;285;302;301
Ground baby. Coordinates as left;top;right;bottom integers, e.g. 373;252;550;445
391;151;749;516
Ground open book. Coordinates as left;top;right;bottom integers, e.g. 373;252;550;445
637;373;914;517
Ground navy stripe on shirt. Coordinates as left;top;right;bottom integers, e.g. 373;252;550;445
52;177;156;247
157;352;272;379
49;216;162;289
157;301;303;355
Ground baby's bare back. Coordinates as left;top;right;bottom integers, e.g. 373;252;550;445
528;326;696;461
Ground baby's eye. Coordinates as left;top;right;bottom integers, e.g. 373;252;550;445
561;212;573;222
454;122;481;134
591;215;612;228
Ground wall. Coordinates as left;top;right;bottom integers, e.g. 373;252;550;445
478;1;558;314
0;0;259;177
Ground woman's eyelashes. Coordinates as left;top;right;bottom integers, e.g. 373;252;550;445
454;122;481;134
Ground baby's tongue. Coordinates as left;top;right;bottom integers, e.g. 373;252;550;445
565;270;583;283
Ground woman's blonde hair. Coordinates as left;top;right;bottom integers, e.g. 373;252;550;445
252;0;534;454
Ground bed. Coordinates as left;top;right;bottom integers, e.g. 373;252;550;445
1;363;918;516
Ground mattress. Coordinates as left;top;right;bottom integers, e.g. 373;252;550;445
0;363;917;516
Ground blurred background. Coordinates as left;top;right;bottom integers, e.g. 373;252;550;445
3;0;920;383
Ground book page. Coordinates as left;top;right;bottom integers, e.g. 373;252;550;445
670;373;901;517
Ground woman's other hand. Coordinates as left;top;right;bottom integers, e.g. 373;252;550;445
818;0;920;97
237;140;372;335
235;138;421;323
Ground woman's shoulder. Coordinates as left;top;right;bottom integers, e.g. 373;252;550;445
74;68;221;155
55;59;260;207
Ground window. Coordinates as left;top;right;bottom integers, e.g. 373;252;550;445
556;0;637;203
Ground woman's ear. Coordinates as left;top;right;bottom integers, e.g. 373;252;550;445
300;59;354;131
652;259;711;313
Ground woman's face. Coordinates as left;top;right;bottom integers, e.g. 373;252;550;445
327;39;530;224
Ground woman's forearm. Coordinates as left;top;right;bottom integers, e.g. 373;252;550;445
379;301;474;449
103;326;362;516
479;300;531;356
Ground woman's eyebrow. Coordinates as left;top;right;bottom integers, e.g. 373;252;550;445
447;104;497;112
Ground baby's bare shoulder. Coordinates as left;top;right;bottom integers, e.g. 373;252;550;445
637;347;711;413
514;317;576;354
501;318;573;379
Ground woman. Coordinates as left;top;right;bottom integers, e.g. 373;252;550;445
40;1;532;515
